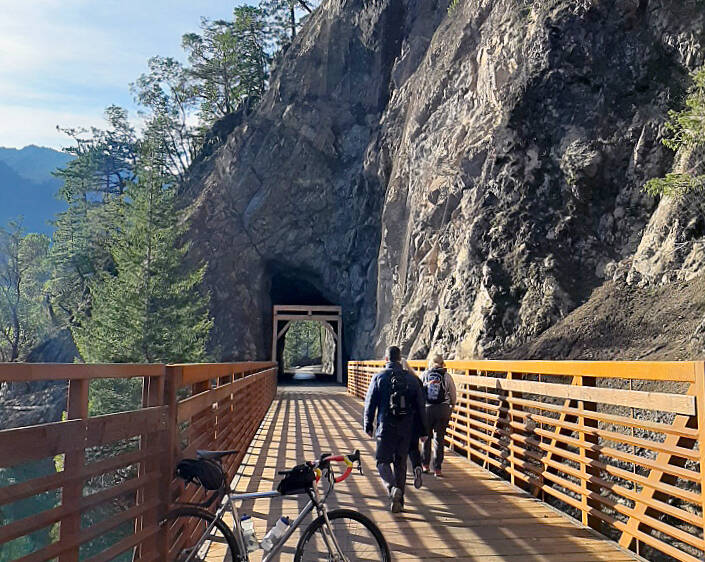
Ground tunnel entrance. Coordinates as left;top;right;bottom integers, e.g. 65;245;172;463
272;305;343;383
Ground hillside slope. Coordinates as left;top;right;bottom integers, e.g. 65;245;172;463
508;275;705;360
0;146;70;234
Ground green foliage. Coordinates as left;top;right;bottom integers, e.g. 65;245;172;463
448;0;461;13
72;135;212;365
645;67;705;197
0;222;51;361
283;321;324;367
49;108;137;328
259;0;317;47
181;7;270;126
232;6;270;103
131;57;200;182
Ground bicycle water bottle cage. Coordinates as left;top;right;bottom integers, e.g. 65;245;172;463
175;458;225;490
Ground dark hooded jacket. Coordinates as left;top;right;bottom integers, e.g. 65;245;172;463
363;361;428;438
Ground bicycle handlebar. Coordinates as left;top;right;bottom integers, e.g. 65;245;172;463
276;450;362;486
317;449;362;483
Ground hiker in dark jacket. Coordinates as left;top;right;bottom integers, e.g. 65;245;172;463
402;358;427;489
421;353;457;477
364;346;427;513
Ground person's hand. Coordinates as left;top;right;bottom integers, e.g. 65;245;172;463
366;429;374;438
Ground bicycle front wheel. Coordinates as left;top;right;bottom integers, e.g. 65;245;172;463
162;506;240;562
294;508;391;561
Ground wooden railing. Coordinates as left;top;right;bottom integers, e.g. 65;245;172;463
0;361;277;562
349;360;705;562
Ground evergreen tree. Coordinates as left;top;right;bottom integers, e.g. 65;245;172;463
233;6;270;104
645;67;705;197
131;57;200;181
182;18;242;123
72;135;212;365
259;0;317;48
49;108;136;327
181;9;270;124
0;222;51;361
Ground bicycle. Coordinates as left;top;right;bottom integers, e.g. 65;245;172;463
162;448;391;561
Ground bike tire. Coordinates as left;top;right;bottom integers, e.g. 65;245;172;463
294;508;391;561
162;506;241;561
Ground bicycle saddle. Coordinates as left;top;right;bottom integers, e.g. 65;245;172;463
196;449;239;461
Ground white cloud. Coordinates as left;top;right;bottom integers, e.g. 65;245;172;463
0;104;145;149
0;0;242;148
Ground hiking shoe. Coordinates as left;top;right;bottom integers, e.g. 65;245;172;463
422;464;430;474
434;469;443;478
413;466;423;489
390;487;404;513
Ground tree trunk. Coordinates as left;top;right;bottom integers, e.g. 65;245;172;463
290;3;296;40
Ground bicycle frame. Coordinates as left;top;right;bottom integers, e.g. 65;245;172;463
185;470;346;562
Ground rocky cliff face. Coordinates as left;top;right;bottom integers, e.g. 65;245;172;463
185;0;705;363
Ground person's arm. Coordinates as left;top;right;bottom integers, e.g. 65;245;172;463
415;380;429;437
446;372;457;408
363;374;379;436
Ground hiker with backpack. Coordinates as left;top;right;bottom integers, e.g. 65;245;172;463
363;346;428;513
421;353;457;477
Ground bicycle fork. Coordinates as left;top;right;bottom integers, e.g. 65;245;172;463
313;489;349;562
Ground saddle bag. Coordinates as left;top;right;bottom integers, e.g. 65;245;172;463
175;458;225;490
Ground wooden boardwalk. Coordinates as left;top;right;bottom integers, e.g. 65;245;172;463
214;385;640;561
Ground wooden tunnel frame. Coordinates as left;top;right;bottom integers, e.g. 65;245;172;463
271;304;343;383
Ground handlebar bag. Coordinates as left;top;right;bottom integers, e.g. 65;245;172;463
277;463;315;495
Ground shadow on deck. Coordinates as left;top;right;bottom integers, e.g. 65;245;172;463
219;386;640;561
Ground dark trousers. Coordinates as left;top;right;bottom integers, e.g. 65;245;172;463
408;437;422;469
422;403;452;470
376;432;411;496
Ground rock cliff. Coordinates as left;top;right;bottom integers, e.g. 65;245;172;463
184;0;705;363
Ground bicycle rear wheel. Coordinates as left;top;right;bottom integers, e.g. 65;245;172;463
162;506;240;562
294;508;391;561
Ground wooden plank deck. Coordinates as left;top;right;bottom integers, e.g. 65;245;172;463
210;385;641;561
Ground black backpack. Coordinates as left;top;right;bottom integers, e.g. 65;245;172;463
425;370;447;404
388;369;410;417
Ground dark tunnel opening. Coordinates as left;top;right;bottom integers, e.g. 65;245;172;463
270;270;334;306
268;266;345;383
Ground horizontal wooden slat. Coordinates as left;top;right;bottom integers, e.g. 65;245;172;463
85;406;168;447
176;362;276;385
84;526;159;562
0;363;165;382
0;447;162;506
0;408;168;468
507;395;700;439
456;374;696;415
351;359;699;382
0;419;85;467
0;472;160;545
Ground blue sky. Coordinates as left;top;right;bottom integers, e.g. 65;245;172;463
0;0;247;149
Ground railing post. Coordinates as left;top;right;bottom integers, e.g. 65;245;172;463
136;368;167;559
59;378;89;562
578;375;601;532
159;365;180;559
506;372;517;486
695;362;705;543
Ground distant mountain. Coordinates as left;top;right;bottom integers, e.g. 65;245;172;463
0;146;72;235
